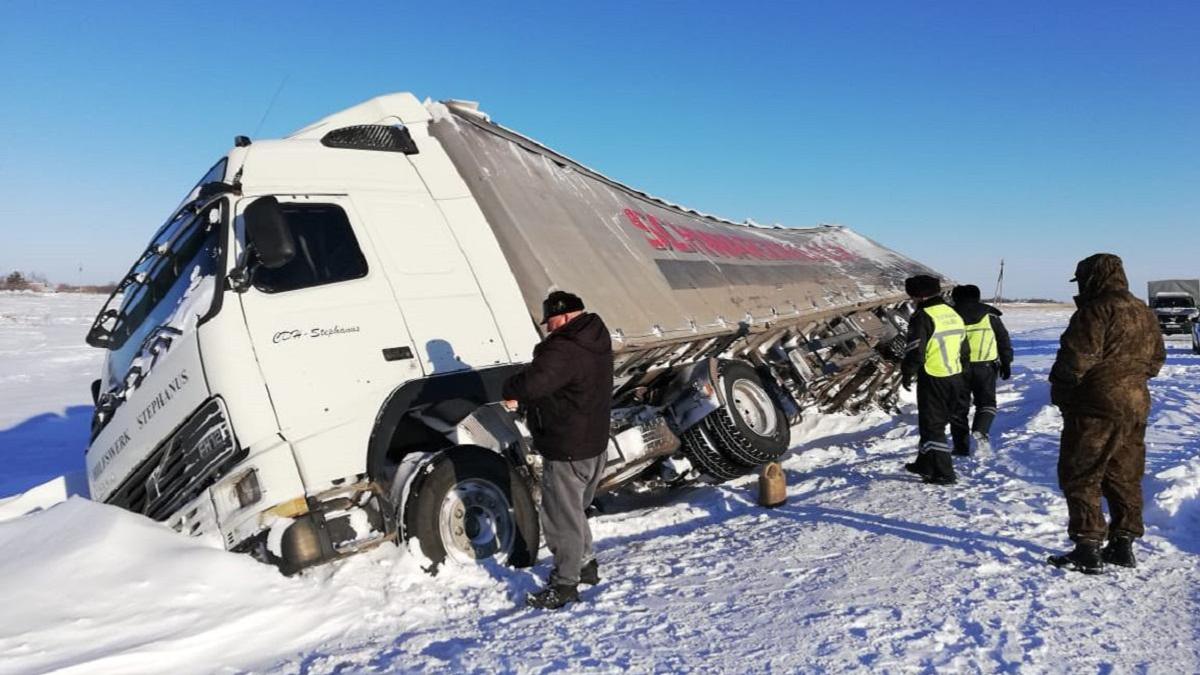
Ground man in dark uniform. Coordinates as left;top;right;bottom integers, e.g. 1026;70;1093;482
503;291;614;609
901;275;970;485
1047;254;1165;574
949;284;1014;456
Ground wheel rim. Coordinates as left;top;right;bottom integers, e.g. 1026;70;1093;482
437;478;515;565
730;379;779;437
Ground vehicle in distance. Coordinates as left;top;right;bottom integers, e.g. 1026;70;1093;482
1147;279;1199;335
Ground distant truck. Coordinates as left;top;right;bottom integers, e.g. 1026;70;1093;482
83;93;937;575
1147;279;1199;335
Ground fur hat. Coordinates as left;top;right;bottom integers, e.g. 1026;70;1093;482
951;284;982;304
904;275;941;298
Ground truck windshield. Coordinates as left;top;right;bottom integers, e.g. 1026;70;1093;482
87;160;228;391
1154;297;1194;309
104;207;221;383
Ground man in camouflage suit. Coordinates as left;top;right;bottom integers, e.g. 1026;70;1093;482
1047;253;1165;574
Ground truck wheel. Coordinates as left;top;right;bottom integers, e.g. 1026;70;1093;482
704;360;791;466
402;446;539;571
680;424;753;483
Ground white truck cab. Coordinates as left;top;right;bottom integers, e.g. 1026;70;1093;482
86;93;934;573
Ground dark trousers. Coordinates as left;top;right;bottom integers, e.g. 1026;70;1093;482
914;373;966;480
1058;413;1147;543
951;362;999;449
541;453;605;585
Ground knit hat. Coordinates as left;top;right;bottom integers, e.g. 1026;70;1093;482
540;290;585;324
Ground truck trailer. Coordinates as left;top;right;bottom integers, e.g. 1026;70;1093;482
84;93;940;574
1147;279;1200;335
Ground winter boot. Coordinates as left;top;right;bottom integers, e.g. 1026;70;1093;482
526;583;579;610
972;431;991;457
1101;536;1136;568
925;452;957;485
1048;541;1104;575
580;559;600;586
905;453;932;480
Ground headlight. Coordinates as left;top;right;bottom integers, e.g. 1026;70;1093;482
234;470;262;509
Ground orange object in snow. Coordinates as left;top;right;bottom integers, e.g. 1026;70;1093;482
758;462;787;508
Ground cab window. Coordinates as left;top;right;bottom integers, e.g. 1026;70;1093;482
253;204;368;293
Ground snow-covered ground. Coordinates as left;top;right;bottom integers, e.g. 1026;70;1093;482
0;293;101;503
1;294;1197;674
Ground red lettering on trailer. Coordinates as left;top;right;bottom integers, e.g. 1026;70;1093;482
621;208;861;264
646;214;693;252
623;209;668;250
671;225;716;258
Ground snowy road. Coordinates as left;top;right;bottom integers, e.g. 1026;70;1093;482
0;294;1197;673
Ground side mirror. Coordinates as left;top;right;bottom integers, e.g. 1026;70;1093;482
197;181;238;201
245;197;295;270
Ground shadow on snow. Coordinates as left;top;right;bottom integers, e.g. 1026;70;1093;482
0;405;93;499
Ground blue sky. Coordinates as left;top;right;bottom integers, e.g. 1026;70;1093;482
1;1;1196;299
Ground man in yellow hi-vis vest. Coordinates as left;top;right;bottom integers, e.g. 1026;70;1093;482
949;284;1013;456
900;275;970;485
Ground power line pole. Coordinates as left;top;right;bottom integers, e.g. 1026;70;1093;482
993;259;1005;305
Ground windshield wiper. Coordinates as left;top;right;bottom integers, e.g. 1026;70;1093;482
86;190;232;350
86;269;151;348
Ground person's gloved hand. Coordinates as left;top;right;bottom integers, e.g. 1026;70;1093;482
999;363;1011;380
901;372;913;391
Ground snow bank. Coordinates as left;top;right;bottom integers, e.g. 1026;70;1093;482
1149;457;1200;532
0;498;369;674
0;473;87;523
0;496;551;674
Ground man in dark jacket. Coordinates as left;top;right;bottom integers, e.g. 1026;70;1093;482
949;284;1014;456
1047;253;1165;574
502;291;614;609
901;275;970;485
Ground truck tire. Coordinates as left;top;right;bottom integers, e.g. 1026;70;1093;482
680;424;754;483
704;360;791;466
402;446;539;571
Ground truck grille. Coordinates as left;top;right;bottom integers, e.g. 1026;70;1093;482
105;398;245;521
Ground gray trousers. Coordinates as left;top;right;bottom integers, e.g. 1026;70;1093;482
541;453;605;585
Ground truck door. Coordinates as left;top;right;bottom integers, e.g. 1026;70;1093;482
234;195;421;484
348;192;510;374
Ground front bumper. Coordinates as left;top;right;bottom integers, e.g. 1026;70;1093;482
1159;322;1191;334
166;443;394;574
110;399;396;574
159;433;308;548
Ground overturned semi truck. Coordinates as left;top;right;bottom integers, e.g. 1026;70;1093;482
84;93;939;573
